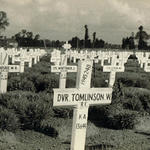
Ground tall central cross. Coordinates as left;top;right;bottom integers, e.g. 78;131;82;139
53;58;112;150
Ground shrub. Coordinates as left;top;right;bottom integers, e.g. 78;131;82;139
0;106;20;131
53;108;73;118
117;72;150;89
123;87;150;114
17;100;51;130
7;76;21;91
40;119;58;137
14;92;53;130
135;79;149;88
108;110;138;129
32;74;59;92
0;91;54;131
89;104;139;130
20;79;35;92
40;54;51;62
123;96;144;111
112;80;124;103
139;94;150;114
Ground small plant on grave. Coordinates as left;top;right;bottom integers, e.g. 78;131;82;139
0;91;54;131
117;72;150;89
40;119;58;137
20;78;36;92
112;80;124;104
123;87;150;114
53;107;73;118
139;93;150;114
111;110;139;129
123;96;144;111
14;93;53;130
0;106;20;131
89;103;139;130
7;76;21;91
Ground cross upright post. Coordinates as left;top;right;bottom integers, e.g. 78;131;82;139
51;42;77;89
71;58;93;150
102;53;125;87
53;57;113;150
0;49;22;93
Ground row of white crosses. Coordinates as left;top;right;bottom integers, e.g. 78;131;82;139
66;49;150;86
51;43;113;150
0;48;22;93
102;51;130;87
7;47;46;72
136;52;150;72
51;45;150;150
101;51;150;87
0;47;47;93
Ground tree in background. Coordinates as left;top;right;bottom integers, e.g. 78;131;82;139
84;25;89;48
14;31;44;47
0;11;9;46
0;11;9;34
12;24;107;49
122;32;135;50
122;38;126;49
33;34;41;47
128;35;135;50
69;36;80;48
135;25;149;50
21;29;27;38
93;32;96;48
26;31;33;46
94;38;105;48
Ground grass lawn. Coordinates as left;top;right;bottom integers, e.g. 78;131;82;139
0;117;150;150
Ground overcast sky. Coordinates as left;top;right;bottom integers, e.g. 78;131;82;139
1;0;150;44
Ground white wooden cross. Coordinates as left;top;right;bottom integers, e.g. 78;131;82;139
51;42;77;89
102;53;125;87
6;48;20;64
22;51;33;68
13;52;33;73
53;58;112;150
144;52;150;72
0;49;22;93
63;41;71;50
51;49;61;65
135;52;150;72
35;48;41;62
72;50;78;63
25;49;38;65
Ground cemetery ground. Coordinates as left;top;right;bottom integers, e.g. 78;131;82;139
0;54;150;150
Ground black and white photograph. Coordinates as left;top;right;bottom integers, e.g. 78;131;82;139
0;0;150;149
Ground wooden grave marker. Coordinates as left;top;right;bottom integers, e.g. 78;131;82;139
51;49;61;65
0;49;22;93
53;57;112;150
51;42;77;89
13;52;33;73
102;53;125;87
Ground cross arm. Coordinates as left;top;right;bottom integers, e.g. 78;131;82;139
53;88;112;107
0;65;20;72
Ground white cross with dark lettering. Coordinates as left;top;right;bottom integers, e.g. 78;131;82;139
0;49;22;93
51;42;76;89
53;58;112;150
